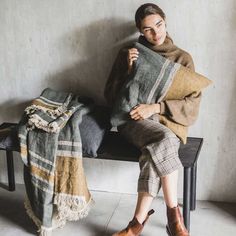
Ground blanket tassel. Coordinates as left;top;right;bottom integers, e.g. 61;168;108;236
37;226;52;236
24;197;55;236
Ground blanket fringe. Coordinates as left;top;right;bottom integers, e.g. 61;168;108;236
24;197;60;235
25;103;67;133
24;195;94;235
28;115;60;133
25;92;72;120
37;226;53;236
54;194;95;228
24;197;41;229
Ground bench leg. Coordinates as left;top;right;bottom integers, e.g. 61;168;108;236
183;167;191;232
190;164;197;211
6;150;15;191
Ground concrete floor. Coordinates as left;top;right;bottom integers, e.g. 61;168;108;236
0;184;235;236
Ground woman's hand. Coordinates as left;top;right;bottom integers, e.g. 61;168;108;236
129;103;161;120
127;48;139;74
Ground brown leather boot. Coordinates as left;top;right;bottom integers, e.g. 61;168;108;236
112;209;155;236
166;205;190;236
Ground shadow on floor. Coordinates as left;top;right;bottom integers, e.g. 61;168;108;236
0;182;10;191
0;193;36;234
211;201;236;219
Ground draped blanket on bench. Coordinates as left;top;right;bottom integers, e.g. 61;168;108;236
18;88;94;236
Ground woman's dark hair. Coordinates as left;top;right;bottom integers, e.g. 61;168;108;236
135;3;166;29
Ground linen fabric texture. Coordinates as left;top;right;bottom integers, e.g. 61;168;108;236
110;42;211;143
18;88;94;235
0;106;110;158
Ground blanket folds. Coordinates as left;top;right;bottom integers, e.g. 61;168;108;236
18;88;94;236
110;42;180;127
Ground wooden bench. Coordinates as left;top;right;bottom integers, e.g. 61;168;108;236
0;122;203;232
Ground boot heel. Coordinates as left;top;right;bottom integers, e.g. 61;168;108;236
112;210;155;236
166;205;189;236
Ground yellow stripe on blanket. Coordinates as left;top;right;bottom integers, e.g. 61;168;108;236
20;145;27;158
32;99;59;109
55;156;91;202
30;165;54;184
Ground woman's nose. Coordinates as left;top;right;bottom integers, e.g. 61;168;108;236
152;29;158;36
152;28;159;35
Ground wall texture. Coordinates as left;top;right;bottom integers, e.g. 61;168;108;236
0;0;236;202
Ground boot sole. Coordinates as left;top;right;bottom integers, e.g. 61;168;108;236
166;225;189;236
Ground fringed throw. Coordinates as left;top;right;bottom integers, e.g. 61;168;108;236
18;88;94;235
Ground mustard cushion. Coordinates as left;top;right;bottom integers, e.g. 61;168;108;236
162;65;212;101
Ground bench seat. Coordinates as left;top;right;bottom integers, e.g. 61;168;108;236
0;122;203;231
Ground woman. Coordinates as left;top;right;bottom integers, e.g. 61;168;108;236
104;3;201;236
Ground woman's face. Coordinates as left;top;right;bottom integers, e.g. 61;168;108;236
140;14;167;46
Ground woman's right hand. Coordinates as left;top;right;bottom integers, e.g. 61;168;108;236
127;48;139;74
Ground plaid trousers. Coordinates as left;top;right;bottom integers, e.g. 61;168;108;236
118;118;182;197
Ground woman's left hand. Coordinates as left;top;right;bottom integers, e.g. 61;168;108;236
129;104;160;120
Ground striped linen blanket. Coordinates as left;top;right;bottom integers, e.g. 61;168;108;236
18;88;94;236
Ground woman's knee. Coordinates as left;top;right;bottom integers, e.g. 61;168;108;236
146;130;180;151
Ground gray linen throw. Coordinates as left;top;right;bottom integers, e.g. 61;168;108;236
110;42;180;127
18;88;94;236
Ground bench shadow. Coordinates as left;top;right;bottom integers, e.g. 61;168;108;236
211;201;236;219
0;183;10;191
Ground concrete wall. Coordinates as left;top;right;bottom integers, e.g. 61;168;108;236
0;0;236;202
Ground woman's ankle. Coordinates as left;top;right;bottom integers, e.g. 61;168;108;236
134;209;155;225
134;213;147;225
166;202;178;208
